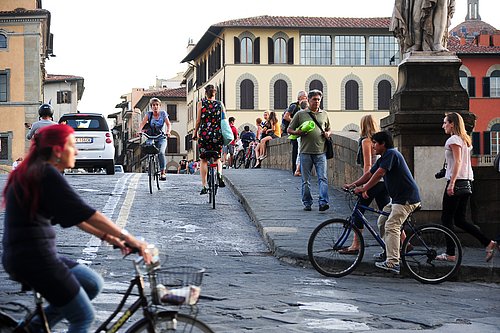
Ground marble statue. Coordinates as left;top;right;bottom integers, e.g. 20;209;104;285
390;0;456;53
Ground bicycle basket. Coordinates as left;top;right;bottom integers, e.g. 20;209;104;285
142;143;159;154
150;266;205;306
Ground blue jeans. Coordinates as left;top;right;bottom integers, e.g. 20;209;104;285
147;137;167;171
300;153;329;207
31;264;104;333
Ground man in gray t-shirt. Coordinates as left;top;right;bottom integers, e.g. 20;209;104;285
288;89;331;212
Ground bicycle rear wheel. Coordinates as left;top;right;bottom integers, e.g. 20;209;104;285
401;224;462;284
126;311;214;333
308;218;364;277
211;168;217;209
234;150;245;169
148;156;154;194
0;312;17;333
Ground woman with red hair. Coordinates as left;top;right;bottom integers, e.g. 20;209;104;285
2;124;151;333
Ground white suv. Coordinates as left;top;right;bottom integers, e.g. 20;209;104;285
59;113;116;175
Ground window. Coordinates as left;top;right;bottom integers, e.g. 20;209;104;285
167;136;178;154
345;80;359;110
369;36;399;65
273;79;288;109
185;133;193;151
241;37;253;64
491;123;500;156
377;80;391;110
240;79;254;109
309;80;324;109
0;34;6;49
490;70;500;97
335;36;365;65
167;104;177;121
57;90;71;104
0;134;8;160
274;38;287;64
300;35;332;65
0;72;8;102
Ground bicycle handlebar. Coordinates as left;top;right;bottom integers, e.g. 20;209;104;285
141;132;165;140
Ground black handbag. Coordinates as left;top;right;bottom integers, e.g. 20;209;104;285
307;112;333;159
454;179;472;196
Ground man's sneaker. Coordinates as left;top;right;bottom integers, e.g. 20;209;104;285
217;174;226;187
373;252;386;262
200;187;208;195
319;204;330;212
303;206;312;211
375;261;400;274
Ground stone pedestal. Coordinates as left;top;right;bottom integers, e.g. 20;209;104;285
381;52;476;173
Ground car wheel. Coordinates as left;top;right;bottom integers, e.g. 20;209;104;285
106;163;115;175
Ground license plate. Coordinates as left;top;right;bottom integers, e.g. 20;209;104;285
76;137;93;143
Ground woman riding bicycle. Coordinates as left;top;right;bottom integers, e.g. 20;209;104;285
192;84;226;194
138;97;172;181
2;124;151;333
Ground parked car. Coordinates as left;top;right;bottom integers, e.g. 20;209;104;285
59;113;115;175
114;165;124;173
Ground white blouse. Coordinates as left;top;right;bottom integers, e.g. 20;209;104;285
444;135;474;181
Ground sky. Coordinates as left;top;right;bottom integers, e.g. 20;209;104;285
42;0;499;115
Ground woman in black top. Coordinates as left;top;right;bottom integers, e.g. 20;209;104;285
2;124;151;333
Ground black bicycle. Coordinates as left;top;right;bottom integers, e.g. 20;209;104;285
0;246;214;333
205;151;219;209
141;133;164;194
308;188;463;284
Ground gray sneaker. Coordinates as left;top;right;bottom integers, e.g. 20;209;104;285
375;261;400;274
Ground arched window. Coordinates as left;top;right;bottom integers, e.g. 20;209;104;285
0;34;6;49
274;38;287;64
345;80;359;110
273;79;288;109
241;37;253;64
377;80;391;110
309;80;324;109
240;79;254;109
490;70;500;97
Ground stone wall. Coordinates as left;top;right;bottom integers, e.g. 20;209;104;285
262;133;500;241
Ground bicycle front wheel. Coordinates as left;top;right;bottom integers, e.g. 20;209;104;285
148;157;154;194
126;311;214;333
401;224;462;284
155;156;161;190
308;218;364;277
211;169;217;209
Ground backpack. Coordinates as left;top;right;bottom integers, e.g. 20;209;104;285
281;102;300;134
143;112;162;136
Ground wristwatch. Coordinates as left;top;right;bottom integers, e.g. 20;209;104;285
119;229;129;241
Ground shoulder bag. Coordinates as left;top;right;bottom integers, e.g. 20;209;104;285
307;112;333;160
221;111;234;145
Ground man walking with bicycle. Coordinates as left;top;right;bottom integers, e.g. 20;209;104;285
350;131;421;274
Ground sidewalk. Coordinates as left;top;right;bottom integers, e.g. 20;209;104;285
223;168;500;283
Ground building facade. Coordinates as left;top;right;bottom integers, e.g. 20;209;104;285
449;0;500;166
43;74;84;121
181;16;400;158
0;0;53;169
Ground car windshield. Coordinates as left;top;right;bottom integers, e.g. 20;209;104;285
60;115;109;131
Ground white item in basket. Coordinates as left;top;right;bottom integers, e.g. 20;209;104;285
164;285;201;305
155;284;167;300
